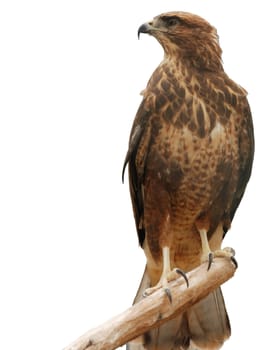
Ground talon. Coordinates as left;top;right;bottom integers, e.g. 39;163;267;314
207;252;214;271
164;288;172;303
231;256;238;268
143;247;188;301
175;268;189;288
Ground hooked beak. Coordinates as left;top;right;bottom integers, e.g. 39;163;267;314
137;22;154;39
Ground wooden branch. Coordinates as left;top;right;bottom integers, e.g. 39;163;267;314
63;258;236;350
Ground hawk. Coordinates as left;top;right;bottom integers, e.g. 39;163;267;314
123;11;254;350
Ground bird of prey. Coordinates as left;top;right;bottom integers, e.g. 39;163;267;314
123;11;254;350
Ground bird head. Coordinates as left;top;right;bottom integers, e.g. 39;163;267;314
138;12;223;71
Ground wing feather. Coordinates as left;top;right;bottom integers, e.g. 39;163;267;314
122;99;153;246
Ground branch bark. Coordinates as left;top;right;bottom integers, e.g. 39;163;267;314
63;258;236;350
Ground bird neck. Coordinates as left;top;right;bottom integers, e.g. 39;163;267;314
163;40;223;73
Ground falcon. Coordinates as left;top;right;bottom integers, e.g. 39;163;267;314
123;11;254;350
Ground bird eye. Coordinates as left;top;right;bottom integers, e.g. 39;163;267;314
165;17;180;27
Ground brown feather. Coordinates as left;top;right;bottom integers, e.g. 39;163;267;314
124;11;254;350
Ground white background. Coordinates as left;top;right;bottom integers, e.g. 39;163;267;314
0;1;266;349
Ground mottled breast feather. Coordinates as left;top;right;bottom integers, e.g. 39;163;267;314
124;62;253;247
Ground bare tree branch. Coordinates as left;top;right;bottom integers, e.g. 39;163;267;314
63;257;236;350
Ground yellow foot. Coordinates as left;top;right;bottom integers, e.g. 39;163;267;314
202;246;238;270
199;229;237;270
143;247;189;302
143;268;188;302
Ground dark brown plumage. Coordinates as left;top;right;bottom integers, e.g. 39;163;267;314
123;11;254;350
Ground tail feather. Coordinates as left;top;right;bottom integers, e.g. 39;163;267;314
187;288;231;349
127;267;230;350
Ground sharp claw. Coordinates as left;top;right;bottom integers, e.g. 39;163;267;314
164;288;172;303
207;252;214;271
175;268;189;288
231;256;238;269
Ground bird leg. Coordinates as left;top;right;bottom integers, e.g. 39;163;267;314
143;247;188;302
199;229;237;270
